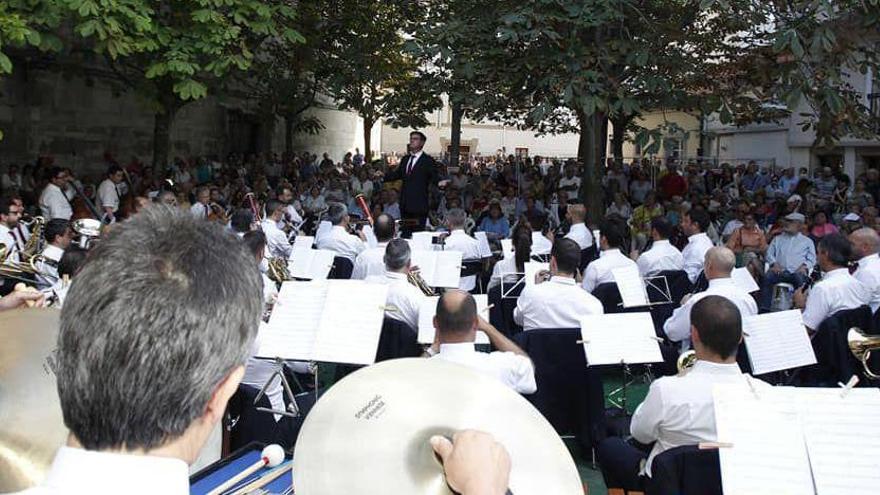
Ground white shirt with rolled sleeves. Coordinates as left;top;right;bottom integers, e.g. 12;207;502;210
630;361;769;476
443;229;483;291
663;278;758;344
351;241;390;280
316;225;365;261
432;343;537;394
565;223;594;250
97;178;121;213
802;268;872;331
637;240;684;277
0;224;21;262
765;232;816;273
366;271;425;331
681;233;714;283
515;276;604;330
582;248;638;293
854;254;880;313
261;219;293;259
39;183;72;220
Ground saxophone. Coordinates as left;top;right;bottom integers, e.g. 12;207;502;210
20;216;45;259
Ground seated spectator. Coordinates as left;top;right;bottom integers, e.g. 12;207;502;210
725;211;767;266
809;210;838;239
478;201;510;241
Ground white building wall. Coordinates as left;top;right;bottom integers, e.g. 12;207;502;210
290;106;382;160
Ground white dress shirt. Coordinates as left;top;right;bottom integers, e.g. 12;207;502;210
283;204;303;227
630;361;768;476
432;342;537;394
39;183;73;220
488;256;522;290
531;231;553;255
582;248;638;293
35;244;64;289
444;229;483;291
558;176;581;201
190;202;210;220
565;223;594;250
637;239;685;276
663;277;758;343
14;446;189;495
97;178;121;213
0;223;21;262
351;242;390;279
261;219;293;259
854;254;880;312
367;271;425;330
316;225;365;261
515;276;604;330
681;233;714;283
802;268;872;330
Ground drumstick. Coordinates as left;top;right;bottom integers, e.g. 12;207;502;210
227;462;292;495
206;444;285;495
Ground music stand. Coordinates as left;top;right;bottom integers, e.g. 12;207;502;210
499;270;526;299
643;274;673;305
253;358;304;419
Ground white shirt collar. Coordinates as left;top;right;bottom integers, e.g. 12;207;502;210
652;239;670;247
823;267;850;280
439;342;476;354
549;276;576;286
707;277;735;288
858;253;880;267
600;248;624;258
43;244;65;261
690;360;743;375
386;271;408;282
688;232;709;243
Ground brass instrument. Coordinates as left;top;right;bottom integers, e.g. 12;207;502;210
407;268;436;296
267;256;291;283
0;218;46;283
677;350;697;373
847;328;880;380
19;216;45;259
71;218;102;250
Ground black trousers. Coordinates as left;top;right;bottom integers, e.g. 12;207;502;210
596;437;648;492
400;212;427;239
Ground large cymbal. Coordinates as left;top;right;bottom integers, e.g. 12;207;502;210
0;309;68;492
293;358;583;494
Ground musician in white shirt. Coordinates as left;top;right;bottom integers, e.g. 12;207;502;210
276;184;304;229
366;239;426;330
352;213;396;279
315;202;366;261
664;247;758;344
794;233;872;332
564;204;594;249
515;238;604;330
597;297;768;490
849;228;880;312
260;199;293;260
636;217;684;276
487;225;532;290
39;167;73;220
96;165;126;221
189;186;211;219
680;208;714;283
34;219;73;290
430;289;537;394
442;208;484;291
582;218;637;293
0;197;24;263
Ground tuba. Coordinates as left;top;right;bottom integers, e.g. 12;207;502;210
267;257;291;283
677;350;697;373
847;328;880;380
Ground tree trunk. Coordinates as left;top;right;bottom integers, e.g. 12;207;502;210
363;117;374;163
611;114;628;167
152;107;176;178
258;116;275;155
449;101;464;168
577;111;605;225
284;115;294;155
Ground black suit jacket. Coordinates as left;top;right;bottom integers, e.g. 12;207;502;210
384;153;439;216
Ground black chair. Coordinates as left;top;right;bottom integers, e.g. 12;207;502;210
652;270;692;303
513;328;607;452
488;280;525;339
328;256;354;279
227;384;315;452
460;259;484;294
579;245;600;272
591;282;644;314
691;270;709;293
375;317;423;363
647;445;722;495
804;305;874;386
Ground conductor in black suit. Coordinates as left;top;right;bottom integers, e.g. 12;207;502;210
384;131;447;237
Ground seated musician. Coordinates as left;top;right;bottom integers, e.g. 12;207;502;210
189;186;212;219
229;208;255;237
680;208;714;284
442;208;484;291
261;199;293;260
366;239;426;330
793;233;871;333
0;196;24;262
428;289;537;394
34;219;73;290
635;217;684;277
597;296;768;491
315;201;365;261
563;204;594;250
242;230;278;307
275;184;304;229
582;218;637;293
849;227;880;312
514;238;603;331
487;224;531;291
351;213;395;279
663;247;757;346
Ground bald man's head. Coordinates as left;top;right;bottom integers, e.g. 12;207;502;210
704;246;736;279
373;213;395;242
849;227;880;259
434;289;477;338
567;204;586;223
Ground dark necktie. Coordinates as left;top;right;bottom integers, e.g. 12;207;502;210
406;155;416;175
204;204;209;218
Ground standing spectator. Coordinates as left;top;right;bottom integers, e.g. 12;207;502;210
658;164;687;200
558;166;581;202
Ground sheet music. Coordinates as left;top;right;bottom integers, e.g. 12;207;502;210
712;385;815;495
418;295;490;344
531;231;552;255
362;225;378;248
743;310;816;375
796;388;880;495
612;265;649;307
579;313;662;365
474;231;493;259
524;262;549;287
410;249;436;282
410;232;435;251
315;221;332;242
501;239;513;259
731;267;760;293
288;249;335;280
431;251;463;288
312;281;389;365
257;282;328;360
292;235;314;252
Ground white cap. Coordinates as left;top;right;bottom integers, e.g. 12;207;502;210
785;212;806;223
787;194;803;203
844;213;862;222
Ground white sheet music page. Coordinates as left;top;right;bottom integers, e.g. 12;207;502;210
612;265;649;307
731;267;760;293
410;232;435;251
743;310;816;375
312;280;389;365
306;249;336;280
315;221;332;242
501;239;513;259
524;262;549;287
257;281;328;360
432;251;463;288
531;231;551;255
474;231;493;259
796;388;880;495
579;312;662;365
292;235;314;253
362;225;378;248
712;385;815;495
288;249;317;279
409;249;436;285
417;295;490;344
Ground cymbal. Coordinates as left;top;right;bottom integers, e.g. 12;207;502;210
0;309;68;492
293;358;583;494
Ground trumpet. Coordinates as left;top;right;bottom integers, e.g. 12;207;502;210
407;268;436;296
847;328;880;380
677;350;697;373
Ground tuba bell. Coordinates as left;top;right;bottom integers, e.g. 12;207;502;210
677;350;697;373
847;328;880;380
71;218;103;250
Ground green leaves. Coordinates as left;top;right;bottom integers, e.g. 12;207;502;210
174;79;208;100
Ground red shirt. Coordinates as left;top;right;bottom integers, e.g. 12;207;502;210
659;173;688;199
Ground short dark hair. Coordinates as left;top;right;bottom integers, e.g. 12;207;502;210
551;238;581;274
230;208;254;234
374;213;395;242
242;230;266;258
57;246;87;278
436;290;477;336
0;196;13;215
265;199;284;217
599;218;626;248
410;131;427;142
384;238;411;271
686;209;710;232
55;207;262;450
651;217;674;239
818;232;853;268
45;219;70;243
47;166;66;181
275;184;293;198
691;296;742;359
327;202;348;225
107;165;123;176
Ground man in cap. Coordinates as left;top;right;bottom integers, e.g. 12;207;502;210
761;212;816;309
